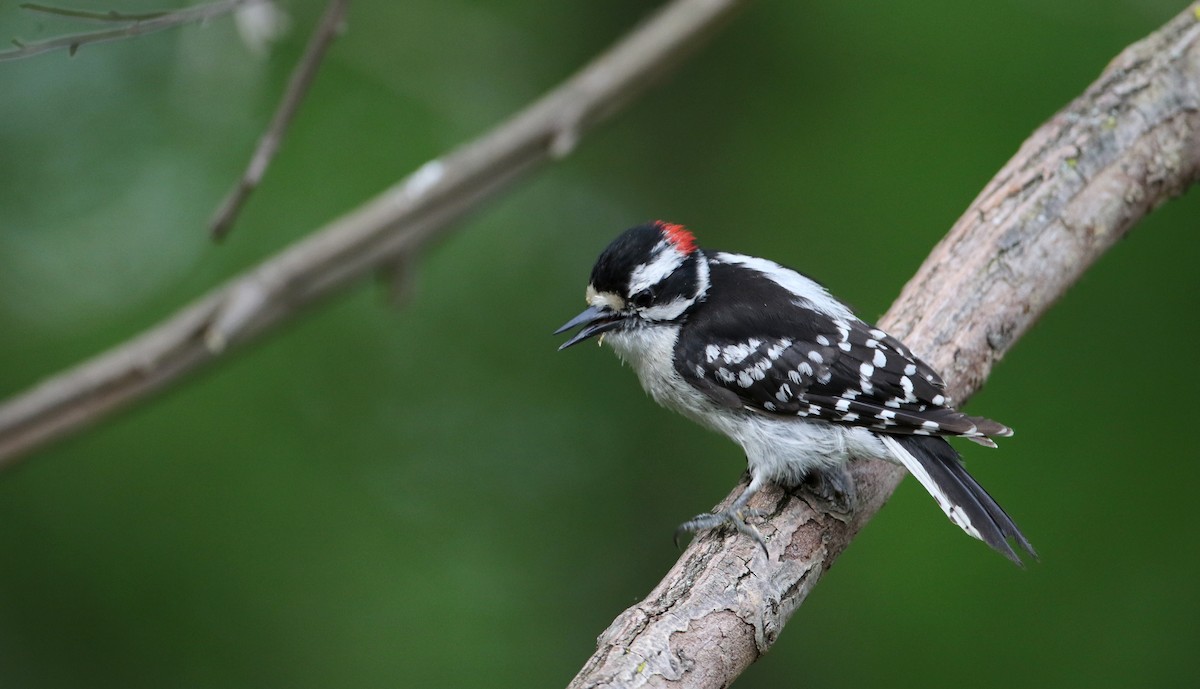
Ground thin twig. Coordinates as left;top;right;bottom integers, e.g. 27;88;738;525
19;3;171;22
568;6;1200;688
0;0;264;61
209;0;350;240
0;0;750;466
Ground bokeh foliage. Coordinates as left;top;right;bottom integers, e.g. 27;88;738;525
1;1;1198;687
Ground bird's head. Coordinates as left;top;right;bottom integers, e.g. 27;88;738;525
556;221;710;350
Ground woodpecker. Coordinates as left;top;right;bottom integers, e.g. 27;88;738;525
555;221;1035;564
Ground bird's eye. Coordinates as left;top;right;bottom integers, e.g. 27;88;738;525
630;290;654;308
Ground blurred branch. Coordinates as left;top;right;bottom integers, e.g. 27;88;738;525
568;6;1200;688
19;3;172;22
209;0;349;240
0;0;749;464
0;0;264;61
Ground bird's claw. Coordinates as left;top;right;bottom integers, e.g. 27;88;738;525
802;466;858;514
674;506;769;557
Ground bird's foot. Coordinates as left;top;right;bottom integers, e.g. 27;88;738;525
674;506;769;556
801;465;858;515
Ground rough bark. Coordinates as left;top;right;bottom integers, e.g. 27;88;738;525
568;6;1200;688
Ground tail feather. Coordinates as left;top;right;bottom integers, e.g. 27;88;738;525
879;434;1036;565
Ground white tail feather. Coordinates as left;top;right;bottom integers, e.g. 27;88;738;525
879;435;983;541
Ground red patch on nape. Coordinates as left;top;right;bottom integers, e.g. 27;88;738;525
655;220;697;255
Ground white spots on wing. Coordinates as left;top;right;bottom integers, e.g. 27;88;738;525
721;342;754;364
718;338;768;365
710;350;780;391
708;338;798;390
765;339;791;360
776;383;793;403
688;321;973;437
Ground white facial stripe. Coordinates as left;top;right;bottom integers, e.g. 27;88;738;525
713;252;854;321
629;241;685;295
586;285;625;311
641;296;692;322
693;249;710;297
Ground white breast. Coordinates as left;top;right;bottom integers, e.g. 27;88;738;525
603;325;714;424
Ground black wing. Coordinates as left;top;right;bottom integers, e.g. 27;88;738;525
676;268;1009;441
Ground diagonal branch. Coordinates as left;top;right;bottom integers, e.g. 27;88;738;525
0;0;751;468
20;3;174;22
567;6;1200;688
0;0;266;61
209;0;350;240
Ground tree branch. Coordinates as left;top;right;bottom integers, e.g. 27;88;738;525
0;0;266;61
568;6;1200;688
0;0;750;468
20;3;174;23
209;0;349;240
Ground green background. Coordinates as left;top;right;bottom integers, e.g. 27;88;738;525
2;1;1198;687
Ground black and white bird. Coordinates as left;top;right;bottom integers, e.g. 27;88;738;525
556;221;1035;564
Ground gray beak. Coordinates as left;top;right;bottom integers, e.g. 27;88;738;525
554;305;625;350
